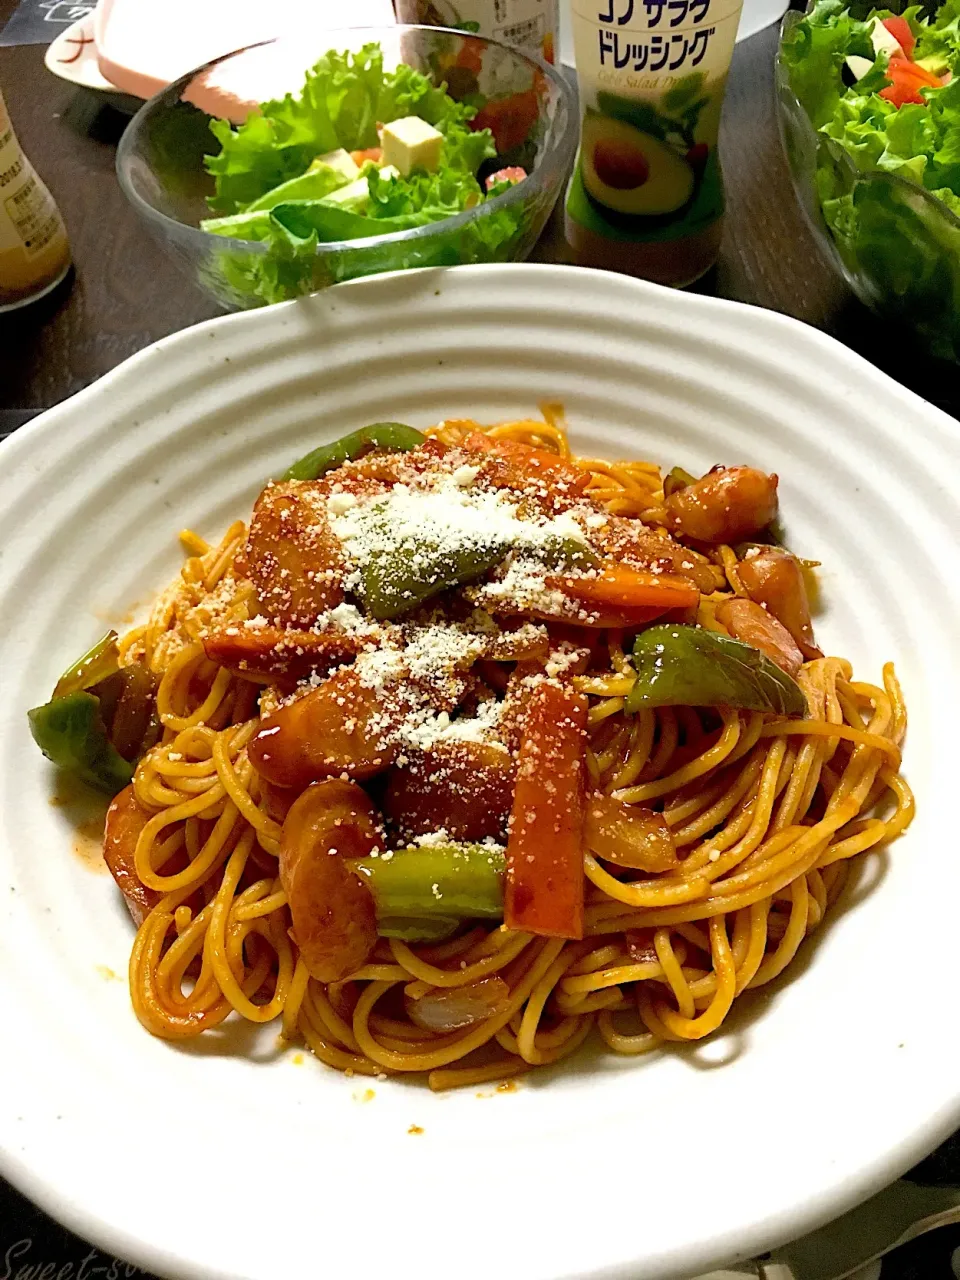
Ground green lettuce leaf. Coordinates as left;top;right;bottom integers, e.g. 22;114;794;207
200;41;522;306
205;43;481;215
915;0;960;67
437;117;497;174
244;160;351;211
823;172;960;357
375;61;475;131
811;31;960;202
780;0;875;127
782;0;960;359
820;72;896;169
367;163;481;222
200;209;272;241
205;45;383;213
200;159;353;240
269;199;425;241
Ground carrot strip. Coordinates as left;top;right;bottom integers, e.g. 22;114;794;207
463;431;590;491
203;625;359;681
505;680;588;939
565;606;682;630
548;564;700;613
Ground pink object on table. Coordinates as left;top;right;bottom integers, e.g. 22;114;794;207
93;0;397;117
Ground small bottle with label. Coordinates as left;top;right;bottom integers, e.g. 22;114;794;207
394;0;559;159
0;88;72;313
394;0;559;64
565;0;743;285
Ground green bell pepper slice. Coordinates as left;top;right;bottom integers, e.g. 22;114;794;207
53;630;120;697
536;534;600;572
377;916;462;943
29;629;160;796
355;519;596;621
28;692;134;795
627;624;807;717
282;422;426;482
663;465;696;497
353;843;506;938
358;528;509;620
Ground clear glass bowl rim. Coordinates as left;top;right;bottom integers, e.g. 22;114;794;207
115;23;578;260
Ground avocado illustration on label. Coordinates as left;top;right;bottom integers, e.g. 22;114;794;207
581;114;695;217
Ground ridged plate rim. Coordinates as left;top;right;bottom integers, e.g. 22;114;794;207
1;264;959;1280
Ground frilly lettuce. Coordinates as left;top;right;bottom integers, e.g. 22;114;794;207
198;42;520;306
205;44;475;215
915;0;960;65
781;0;960;357
780;0;875;127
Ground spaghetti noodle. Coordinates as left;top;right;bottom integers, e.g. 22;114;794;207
82;410;912;1089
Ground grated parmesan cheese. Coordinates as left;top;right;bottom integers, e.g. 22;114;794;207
451;463;481;487
328;467;591;604
327;492;358;515
242;441;674;760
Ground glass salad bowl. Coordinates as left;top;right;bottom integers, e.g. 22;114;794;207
776;1;960;362
116;25;577;311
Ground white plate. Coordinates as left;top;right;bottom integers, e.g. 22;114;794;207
44;16;124;94
91;0;397;103
1;264;959;1280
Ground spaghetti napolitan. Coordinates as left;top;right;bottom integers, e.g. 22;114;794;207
29;410;913;1090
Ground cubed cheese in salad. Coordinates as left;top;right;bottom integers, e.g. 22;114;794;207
380;116;444;177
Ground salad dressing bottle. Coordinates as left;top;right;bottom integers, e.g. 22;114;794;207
0;88;71;312
565;0;743;285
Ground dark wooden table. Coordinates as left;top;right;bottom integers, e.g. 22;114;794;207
2;3;959;1277
1;2;957;424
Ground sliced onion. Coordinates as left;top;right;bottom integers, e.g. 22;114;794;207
585;794;679;872
407;976;511;1033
